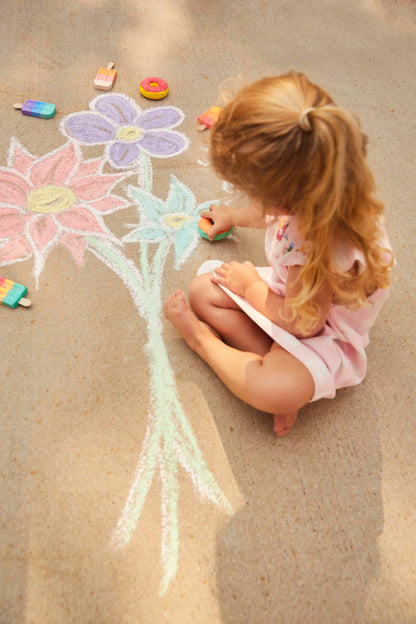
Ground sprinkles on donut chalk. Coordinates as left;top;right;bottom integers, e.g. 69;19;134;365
139;77;169;100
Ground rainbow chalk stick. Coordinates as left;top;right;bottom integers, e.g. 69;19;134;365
197;106;222;130
14;100;56;119
94;62;117;90
198;216;233;241
0;277;31;308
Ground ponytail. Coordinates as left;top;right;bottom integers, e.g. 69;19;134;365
210;72;394;333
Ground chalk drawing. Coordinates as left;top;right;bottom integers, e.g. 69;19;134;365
0;94;233;595
0;138;129;285
60;92;189;172
111;177;230;594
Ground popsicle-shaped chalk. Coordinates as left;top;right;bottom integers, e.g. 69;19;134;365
0;277;31;308
197;106;222;130
94;62;117;90
13;100;56;119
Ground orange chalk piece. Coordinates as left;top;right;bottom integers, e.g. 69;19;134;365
94;62;117;90
197;106;222;130
198;216;233;241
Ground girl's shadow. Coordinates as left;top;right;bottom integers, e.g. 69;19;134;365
213;388;383;623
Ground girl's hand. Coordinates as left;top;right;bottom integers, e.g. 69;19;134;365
200;204;234;240
211;261;261;297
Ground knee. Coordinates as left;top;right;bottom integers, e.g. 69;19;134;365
245;358;314;414
271;374;314;413
271;377;314;413
249;383;308;415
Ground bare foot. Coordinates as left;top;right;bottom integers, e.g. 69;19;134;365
164;290;218;352
273;411;298;437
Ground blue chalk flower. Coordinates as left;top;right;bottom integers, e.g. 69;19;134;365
123;175;213;269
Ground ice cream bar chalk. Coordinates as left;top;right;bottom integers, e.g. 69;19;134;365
197;106;222;130
94;62;117;90
13;100;56;119
0;277;31;308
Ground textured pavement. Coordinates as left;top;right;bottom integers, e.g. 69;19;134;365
0;1;415;622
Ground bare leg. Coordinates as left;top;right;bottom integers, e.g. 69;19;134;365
164;291;314;431
188;273;273;356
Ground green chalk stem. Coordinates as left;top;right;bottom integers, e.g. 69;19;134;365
87;234;232;595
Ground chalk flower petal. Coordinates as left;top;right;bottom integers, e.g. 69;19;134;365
166;175;195;215
30;142;78;188
0;208;28;238
0;236;32;264
138;107;184;131
94;94;139;126
172;223;199;269
0;169;31;205
64;112;117;144
56;206;108;235
29;215;58;252
127;186;167;220
109;141;141;169
76;158;103;178
59;232;86;266
71;173;123;201
8;140;36;175
138;131;188;158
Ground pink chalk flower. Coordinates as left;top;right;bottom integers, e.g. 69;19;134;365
0;138;129;283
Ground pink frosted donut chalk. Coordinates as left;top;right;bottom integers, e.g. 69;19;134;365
139;77;169;100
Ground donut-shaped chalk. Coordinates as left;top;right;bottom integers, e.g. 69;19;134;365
198;216;233;241
139;77;169;100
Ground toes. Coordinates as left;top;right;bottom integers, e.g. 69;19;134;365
273;412;297;436
274;426;291;437
164;290;188;318
174;289;185;301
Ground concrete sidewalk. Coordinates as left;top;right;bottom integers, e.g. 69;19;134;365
1;1;415;622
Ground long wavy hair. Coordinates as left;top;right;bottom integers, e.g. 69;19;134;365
210;71;394;332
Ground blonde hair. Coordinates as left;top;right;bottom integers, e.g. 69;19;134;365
210;71;394;333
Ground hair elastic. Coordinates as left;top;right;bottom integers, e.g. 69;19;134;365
299;107;315;132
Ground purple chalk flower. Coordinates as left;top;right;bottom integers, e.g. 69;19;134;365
60;93;189;170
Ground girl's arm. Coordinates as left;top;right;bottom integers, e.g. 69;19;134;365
211;262;332;338
200;201;268;240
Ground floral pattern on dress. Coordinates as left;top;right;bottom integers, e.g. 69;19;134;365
270;216;308;266
275;216;290;242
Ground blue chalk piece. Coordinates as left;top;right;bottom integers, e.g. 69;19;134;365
20;100;56;119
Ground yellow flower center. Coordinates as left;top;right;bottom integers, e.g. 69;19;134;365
27;185;77;214
164;213;192;229
117;126;143;141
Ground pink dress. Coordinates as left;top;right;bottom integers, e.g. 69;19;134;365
198;215;391;402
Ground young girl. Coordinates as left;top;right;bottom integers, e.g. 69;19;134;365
164;71;393;436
